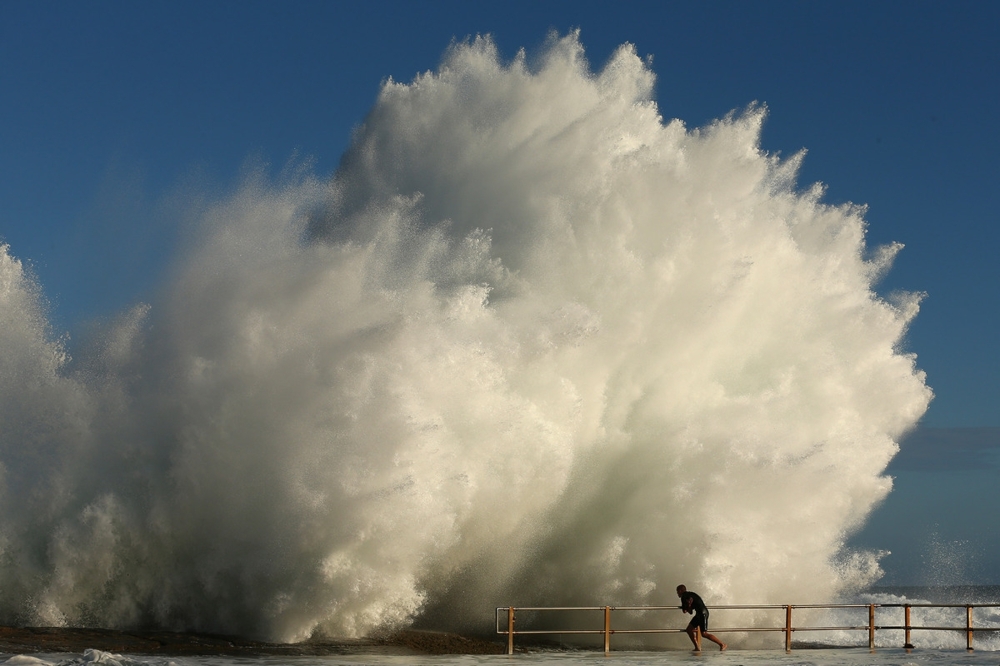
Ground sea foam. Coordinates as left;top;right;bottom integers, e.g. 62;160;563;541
0;33;930;642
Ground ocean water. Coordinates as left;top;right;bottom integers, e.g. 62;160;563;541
12;579;995;664
5;588;999;666
6;647;1000;666
1;32;932;647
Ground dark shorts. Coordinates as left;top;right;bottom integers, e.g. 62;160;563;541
687;611;709;632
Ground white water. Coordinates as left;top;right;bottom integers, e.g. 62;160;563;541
8;652;1000;666
0;33;931;643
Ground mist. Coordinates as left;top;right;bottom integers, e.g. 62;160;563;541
0;33;930;642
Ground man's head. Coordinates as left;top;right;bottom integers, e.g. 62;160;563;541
676;584;686;597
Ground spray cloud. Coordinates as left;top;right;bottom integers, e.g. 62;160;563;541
0;33;931;641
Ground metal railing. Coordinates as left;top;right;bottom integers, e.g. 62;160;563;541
495;603;1000;654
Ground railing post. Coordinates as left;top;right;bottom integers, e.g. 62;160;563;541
966;605;974;651
903;604;913;648
507;606;515;655
868;604;875;650
604;605;611;654
784;605;792;652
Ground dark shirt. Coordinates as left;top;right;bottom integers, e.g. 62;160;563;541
680;591;708;617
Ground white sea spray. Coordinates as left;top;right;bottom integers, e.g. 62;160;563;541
0;33;931;642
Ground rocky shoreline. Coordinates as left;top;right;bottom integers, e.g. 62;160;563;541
0;626;507;656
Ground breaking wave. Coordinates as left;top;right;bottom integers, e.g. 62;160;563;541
0;33;930;642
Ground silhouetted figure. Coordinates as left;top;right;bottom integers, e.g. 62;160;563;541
677;584;727;651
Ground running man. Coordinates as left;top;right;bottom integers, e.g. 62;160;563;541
677;584;727;651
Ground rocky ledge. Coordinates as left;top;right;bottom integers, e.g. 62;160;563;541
0;626;506;656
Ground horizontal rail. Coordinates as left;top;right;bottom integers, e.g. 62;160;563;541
496;603;1000;655
883;626;1000;631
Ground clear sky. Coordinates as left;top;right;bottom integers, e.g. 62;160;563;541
2;0;998;585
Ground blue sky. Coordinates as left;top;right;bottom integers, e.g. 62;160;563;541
2;1;998;585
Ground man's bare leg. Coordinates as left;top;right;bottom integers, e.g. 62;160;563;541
702;630;727;651
687;626;701;651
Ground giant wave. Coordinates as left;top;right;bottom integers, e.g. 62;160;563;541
0;33;931;642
